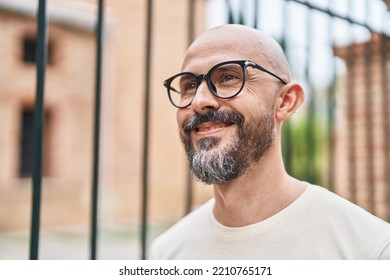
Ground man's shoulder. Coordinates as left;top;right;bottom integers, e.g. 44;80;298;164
164;198;214;234
149;199;214;259
300;184;390;259
309;185;390;240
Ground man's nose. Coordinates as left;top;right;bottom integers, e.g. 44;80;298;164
190;81;220;114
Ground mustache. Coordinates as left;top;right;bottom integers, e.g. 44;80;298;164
183;110;244;134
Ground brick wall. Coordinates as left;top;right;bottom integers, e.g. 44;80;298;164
0;9;96;229
334;33;390;220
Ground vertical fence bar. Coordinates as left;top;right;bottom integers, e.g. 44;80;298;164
282;0;294;176
141;0;153;260
185;0;196;215
381;32;390;221
90;0;104;260
304;3;316;184
253;0;258;28
363;0;375;214
29;0;47;260
346;0;357;203
326;0;336;191
226;0;235;24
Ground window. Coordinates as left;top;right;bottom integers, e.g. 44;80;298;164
19;108;51;177
22;35;54;65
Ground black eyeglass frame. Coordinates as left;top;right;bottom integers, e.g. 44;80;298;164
163;60;288;109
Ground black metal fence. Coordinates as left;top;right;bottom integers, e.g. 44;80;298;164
24;0;390;260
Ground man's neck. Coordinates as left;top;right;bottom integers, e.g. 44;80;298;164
212;156;306;227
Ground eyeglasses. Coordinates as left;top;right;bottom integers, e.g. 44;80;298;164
164;60;288;108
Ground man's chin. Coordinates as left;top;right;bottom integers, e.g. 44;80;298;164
196;136;221;151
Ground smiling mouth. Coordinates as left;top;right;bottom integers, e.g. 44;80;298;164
195;121;234;133
182;110;244;137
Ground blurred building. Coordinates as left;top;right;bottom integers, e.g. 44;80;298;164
0;0;211;231
334;30;390;220
0;0;98;229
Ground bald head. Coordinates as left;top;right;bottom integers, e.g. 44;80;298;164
183;24;290;82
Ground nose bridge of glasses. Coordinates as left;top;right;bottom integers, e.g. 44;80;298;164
195;73;216;95
195;73;207;85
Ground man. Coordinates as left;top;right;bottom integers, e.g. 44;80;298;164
150;24;390;259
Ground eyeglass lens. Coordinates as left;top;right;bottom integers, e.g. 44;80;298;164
168;62;245;108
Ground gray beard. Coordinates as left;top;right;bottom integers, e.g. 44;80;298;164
181;110;275;185
188;137;242;185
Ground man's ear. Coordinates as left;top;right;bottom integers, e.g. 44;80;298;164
275;83;304;121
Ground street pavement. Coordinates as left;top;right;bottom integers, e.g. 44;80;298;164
0;223;166;260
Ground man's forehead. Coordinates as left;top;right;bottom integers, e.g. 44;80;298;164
182;50;242;73
182;40;254;72
181;25;289;79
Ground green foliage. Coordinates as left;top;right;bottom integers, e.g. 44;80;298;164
282;114;328;185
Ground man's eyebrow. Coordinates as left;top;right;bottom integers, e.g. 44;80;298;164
179;74;196;82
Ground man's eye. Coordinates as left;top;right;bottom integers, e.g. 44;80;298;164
222;74;237;82
218;73;242;85
186;82;197;90
180;81;197;94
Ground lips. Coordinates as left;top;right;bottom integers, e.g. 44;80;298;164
196;121;233;133
194;121;232;135
183;110;244;136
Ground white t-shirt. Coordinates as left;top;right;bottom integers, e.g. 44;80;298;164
150;184;390;259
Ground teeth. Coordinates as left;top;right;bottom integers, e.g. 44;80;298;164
197;123;226;132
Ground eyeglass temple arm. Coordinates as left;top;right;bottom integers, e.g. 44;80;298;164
247;62;288;85
164;80;181;93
